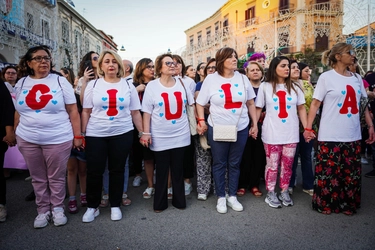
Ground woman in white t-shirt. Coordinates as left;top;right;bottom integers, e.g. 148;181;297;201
304;43;375;215
141;54;194;212
196;47;258;214
15;45;83;228
255;56;307;209
76;51;99;101
81;51;143;222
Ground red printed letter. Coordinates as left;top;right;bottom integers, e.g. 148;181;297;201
276;90;288;119
340;85;358;114
161;92;183;120
107;89;118;116
25;84;53;110
221;83;242;109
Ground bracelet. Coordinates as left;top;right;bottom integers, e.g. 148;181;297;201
368;124;374;128
304;128;314;133
197;120;205;124
197;118;205;121
74;136;84;139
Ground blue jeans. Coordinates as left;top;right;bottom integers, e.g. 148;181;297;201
290;133;314;190
208;125;248;197
103;156;130;194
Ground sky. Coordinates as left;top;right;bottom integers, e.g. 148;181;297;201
72;0;228;64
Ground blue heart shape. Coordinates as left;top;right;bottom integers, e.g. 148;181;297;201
109;117;114;120
273;98;278;102
52;100;58;105
102;97;108;101
282;119;286;123
218;89;223;92
102;106;108;110
238;92;242;95
22;90;28;94
337;103;342;107
347;114;352;118
274;106;279;110
159;113;164;117
341;91;346;95
220;94;224;98
183;110;186;113
287;105;291;109
119;97;124;102
234;84;239;87
287;97;292;101
119;106;124;110
35;110;41;113
18;101;24;105
358;90;361;94
184;99;187;104
172;120;176;124
52;90;57;93
232;109;236;113
158;102;163;106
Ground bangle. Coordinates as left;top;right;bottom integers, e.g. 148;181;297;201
197;118;205;121
74;136;84;139
81;132;86;136
368;124;374;128
197;120;205;124
304;128;314;133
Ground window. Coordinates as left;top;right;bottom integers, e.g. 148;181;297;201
42;20;50;39
206;27;211;43
85;39;90;53
223;16;229;35
245;6;255;21
61;21;69;44
279;0;289;14
278;26;290;54
197;31;202;45
189;35;194;47
215;22;220;36
315;23;329;52
26;13;34;32
96;45;101;54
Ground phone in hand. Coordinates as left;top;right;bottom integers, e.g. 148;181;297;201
84;60;94;77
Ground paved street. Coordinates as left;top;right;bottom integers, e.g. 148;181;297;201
1;163;375;250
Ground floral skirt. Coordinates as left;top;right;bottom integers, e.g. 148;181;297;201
312;141;361;214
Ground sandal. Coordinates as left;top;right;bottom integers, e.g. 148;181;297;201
122;193;132;206
100;194;109;208
236;188;246;197
250;187;262;197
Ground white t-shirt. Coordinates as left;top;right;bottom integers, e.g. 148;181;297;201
83;78;141;137
141;78;194;151
196;71;255;131
176;76;196;96
4;82;14;93
313;70;367;142
256;82;305;144
15;74;76;145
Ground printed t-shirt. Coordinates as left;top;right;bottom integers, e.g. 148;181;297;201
313;70;367;142
255;82;305;144
83;78;141;137
141;78;194;151
15;74;76;144
196;71;255;131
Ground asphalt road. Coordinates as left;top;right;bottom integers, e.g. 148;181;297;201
1;163;375;250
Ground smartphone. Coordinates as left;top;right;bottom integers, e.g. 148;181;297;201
84;60;94;77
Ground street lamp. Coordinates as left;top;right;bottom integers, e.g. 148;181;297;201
167;48;171;54
120;45;126;51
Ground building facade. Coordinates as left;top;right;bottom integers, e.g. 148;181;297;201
183;0;344;66
0;0;117;73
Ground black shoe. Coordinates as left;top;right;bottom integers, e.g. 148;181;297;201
25;191;36;201
365;169;375;178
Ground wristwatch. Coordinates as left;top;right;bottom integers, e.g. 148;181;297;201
138;132;144;138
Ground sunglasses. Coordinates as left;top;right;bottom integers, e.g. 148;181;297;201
5;72;17;75
207;66;216;70
92;56;99;61
146;65;155;70
343;50;355;56
165;61;176;67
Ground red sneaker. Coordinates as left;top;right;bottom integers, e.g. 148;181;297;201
80;195;87;207
68;200;78;214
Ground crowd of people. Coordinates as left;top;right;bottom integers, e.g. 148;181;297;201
1;42;375;228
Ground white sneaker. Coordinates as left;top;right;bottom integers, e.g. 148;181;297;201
143;187;155;199
226;196;243;212
197;194;207;201
82;207;99;223
111;207;122;221
52;207;67;226
185;182;192;195
132;176;142;187
0;204;7;222
34;211;51;228
361;157;369;164
216;197;227;214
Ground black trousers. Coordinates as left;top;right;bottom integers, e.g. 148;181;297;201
85;131;133;208
0;140;7;205
129;125;143;176
153;146;187;211
238;125;266;189
183;136;195;179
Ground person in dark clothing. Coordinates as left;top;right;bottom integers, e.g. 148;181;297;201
365;71;375;178
0;78;16;222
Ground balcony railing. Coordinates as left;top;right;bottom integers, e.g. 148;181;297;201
238;17;259;29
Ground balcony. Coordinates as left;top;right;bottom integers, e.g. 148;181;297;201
239;17;259;29
308;2;343;13
269;4;295;19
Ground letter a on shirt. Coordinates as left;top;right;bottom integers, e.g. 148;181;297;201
339;85;359;115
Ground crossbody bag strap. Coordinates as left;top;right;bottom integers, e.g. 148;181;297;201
178;78;189;103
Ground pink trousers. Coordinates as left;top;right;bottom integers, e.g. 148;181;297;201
17;136;72;214
264;143;297;192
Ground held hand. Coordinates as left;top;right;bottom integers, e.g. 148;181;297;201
73;138;84;149
249;126;258;139
303;130;315;143
136;84;146;93
140;134;151;148
366;127;375;144
197;121;207;135
3;133;16;147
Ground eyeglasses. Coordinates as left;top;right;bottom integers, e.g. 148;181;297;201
146;65;155;70
199;66;205;70
207;66;216;70
165;61;176;67
92;56;99;61
5;72;17;75
342;50;355;56
30;56;51;62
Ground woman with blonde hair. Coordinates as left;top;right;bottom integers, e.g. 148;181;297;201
304;43;375;215
81;50;143;222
